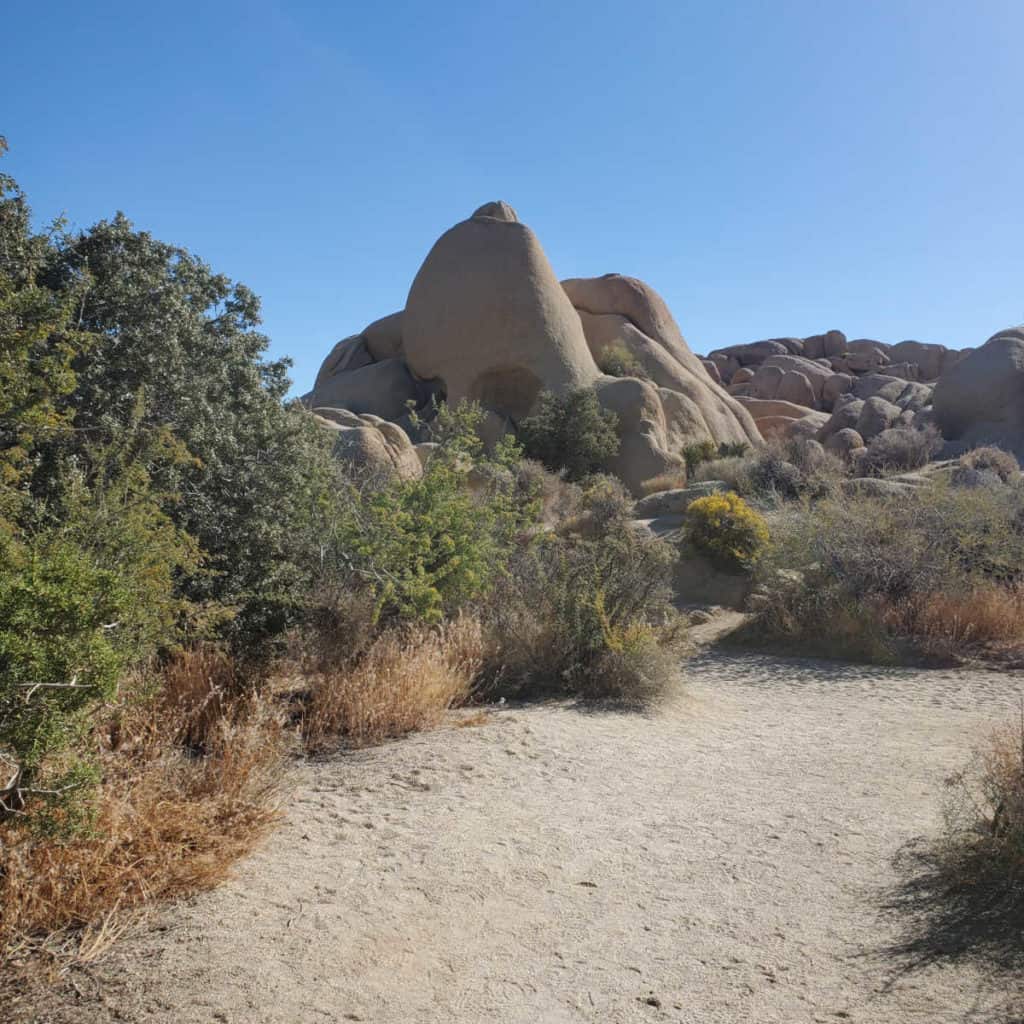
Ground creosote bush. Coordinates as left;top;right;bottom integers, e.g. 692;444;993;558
519;388;620;482
479;478;684;705
596;344;647;379
856;425;940;477
748;480;1024;662
684;491;769;571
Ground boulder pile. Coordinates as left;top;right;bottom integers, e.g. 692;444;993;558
308;202;761;494
308;201;1014;481
703;332;970;454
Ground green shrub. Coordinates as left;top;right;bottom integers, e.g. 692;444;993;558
748;480;1024;662
518;388;619;482
0;478;194;832
480;482;681;704
317;407;533;625
857;426;940;477
682;439;719;473
597;344;647;379
684;491;770;571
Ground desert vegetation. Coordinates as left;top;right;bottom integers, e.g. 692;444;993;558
941;710;1024;889
3;134;1022;1015
0;156;688;970
743;472;1024;664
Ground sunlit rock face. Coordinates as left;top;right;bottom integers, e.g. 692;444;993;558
309;202;763;495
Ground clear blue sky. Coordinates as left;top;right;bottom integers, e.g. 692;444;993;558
6;0;1023;393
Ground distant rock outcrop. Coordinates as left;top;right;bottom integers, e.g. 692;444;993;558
705;330;969;442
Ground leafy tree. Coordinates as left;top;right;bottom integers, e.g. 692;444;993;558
0;429;197;829
518;388;619;481
318;405;533;624
25;212;335;621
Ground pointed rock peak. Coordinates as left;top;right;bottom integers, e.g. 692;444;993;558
471;200;519;223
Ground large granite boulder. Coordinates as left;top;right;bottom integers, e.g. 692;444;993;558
889;340;967;382
563;273;762;456
404;203;598;419
593;375;687;495
312;408;423;482
933;328;1024;455
311;358;424;421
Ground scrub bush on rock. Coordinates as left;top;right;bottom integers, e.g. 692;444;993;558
684;492;770;571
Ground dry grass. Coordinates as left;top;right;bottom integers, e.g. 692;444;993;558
514;459;581;527
906;586;1024;659
300;617;485;752
0;649;287;972
638;469;688;497
941;707;1024;887
957;446;1021;484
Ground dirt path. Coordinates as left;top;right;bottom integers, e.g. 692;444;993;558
15;650;1024;1024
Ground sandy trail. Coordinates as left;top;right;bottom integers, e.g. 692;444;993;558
14;649;1024;1024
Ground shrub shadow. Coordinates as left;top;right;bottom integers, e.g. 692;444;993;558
879;837;1024;992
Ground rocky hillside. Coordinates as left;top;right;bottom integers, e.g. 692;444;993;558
306;201;1024;488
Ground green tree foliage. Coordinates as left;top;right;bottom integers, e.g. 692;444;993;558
518;388;619;481
35;213;331;613
0;147;317;826
318;404;533;624
0;431;197;828
0;157;90;523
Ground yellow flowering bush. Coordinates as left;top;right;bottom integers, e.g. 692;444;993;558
684;491;769;571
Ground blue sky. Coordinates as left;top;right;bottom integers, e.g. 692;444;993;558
6;0;1023;392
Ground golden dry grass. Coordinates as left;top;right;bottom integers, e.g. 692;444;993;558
638;470;688;497
942;707;1024;886
0;649;287;971
899;585;1024;660
300;616;485;752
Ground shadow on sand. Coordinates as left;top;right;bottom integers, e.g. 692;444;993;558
878;837;1024;1020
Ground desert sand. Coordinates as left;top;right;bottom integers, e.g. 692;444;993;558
12;642;1023;1023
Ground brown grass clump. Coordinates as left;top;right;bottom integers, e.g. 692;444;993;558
639;469;688;497
941;708;1024;887
958;446;1021;484
905;585;1024;660
300;617;484;752
0;648;287;968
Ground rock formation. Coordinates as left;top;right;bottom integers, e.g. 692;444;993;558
403;202;597;420
705;330;968;443
933;328;1024;456
312;408;423;482
308;203;762;495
